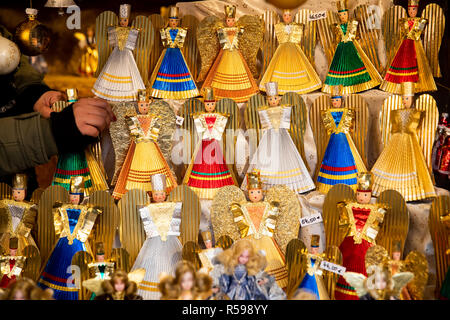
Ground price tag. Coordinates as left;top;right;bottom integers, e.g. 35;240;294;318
308;11;327;22
366;227;378;240
176;115;184;126
320;260;346;275
300;212;323;227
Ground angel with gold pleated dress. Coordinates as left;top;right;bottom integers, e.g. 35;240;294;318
92;4;145;101
149;6;199;99
321;0;381;94
380;0;443;94
182;87;238;199
211;171;303;290
112;90;177;200
197;5;263;103
38;177;102;300
0;237;25;289
259;9;321;95
315;87;367;194
371;82;437;202
241;82;315;194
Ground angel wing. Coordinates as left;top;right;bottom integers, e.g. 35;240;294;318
323;245;342;300
265;185;302;254
196;16;222;82
131;16;153;86
365;245;389;270
295;9;318;68
382;5;407;73
316;10;339;64
22;245;41;281
392;272;414;298
82;278;104;296
110;247;131;273
236;15;265;79
0;182;12;200
211;185;246;242
148;14;166;82
94;11;118;77
422;4;445;77
322;184;356;249
244;93;266;149
128;268;146;285
260;10;280;79
181;15;200;81
285;239;307;298
342;272;367;297
215;235;234;249
182;241;202;270
403;251;429;300
72;251;94;300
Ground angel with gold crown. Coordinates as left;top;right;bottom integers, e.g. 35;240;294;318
380;0;444;94
196;5;264;103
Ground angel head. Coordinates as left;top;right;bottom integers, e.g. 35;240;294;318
265;82;281;107
151;174;167;203
408;0;419;18
202;231;213;249
401;82;415;108
356;172;373;204
217;239;267;276
168;6;180;28
95;242;105;262
119;4;131;27
102;270;137;295
8;237;18;257
137;89;150;114
310;234;320;255
202;87;216;113
3;278;54;300
282;9;294;24
224;5;237;27
247;170;264;203
336;0;349;23
365;265;395;300
392;241;403;261
69;176;85;205
12;173;27;202
330;85;344;108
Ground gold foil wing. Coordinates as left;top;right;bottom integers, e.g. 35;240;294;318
323;245;342;300
215;235;234;249
82;278;104;296
0;203;10;235
131;16;154;86
95;11;118;77
72;251;94;300
285;238;307;298
181;15;200;81
295;9;318;68
310;95;332;179
236;15;265;79
392;272;414;298
196;16;222;82
403;251;429;300
346;94;369;168
245;93;266;142
382;5;407;73
265;185;301;254
316;10;339;64
148;14;166;79
211;186;246;242
182;241;202;270
365;245;389;271
261;10;280;79
0;182;12;200
422;4;445;77
22;245;41;281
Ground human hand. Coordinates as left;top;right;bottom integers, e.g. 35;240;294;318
33;90;67;118
73;98;116;137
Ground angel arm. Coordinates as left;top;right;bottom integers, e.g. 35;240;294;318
77;206;101;243
52;203;64;236
107;26;117;47
337;202;350;229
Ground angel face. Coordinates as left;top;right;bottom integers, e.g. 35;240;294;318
114;279;125;292
12;189;25;202
310;247;319;255
205;101;216;113
87;26;94;38
180;270;195;292
205;239;213;249
238;249;250;265
69;194;81;205
268;95;282;107
392;251;401;261
248;188;264;203
96;254;105;262
152;191;167;203
338;11;349;23
282;12;293;24
401;95;413;108
226;18;236;27
9;248;17;257
138;101;150;115
408;6;418;18
119;18;129;27
374;272;387;290
356;191;371;204
169;18;179;28
331;97;343;108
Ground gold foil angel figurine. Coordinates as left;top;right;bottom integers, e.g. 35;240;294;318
0;237;26;289
196;5;264;103
92;4;149;101
112;90;177;200
85;242;115;300
259;9;321;95
321;0;381;94
149;6;199;99
211;171;303;290
380;0;444;94
371;82;438;201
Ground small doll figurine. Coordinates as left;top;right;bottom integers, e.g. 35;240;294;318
210;239;268;300
1;278;54;300
259;9;321;95
130;174;183;300
316;87;367;193
0;237;26;288
92;4;145;101
112;89;177;200
149;6;199;99
198;231;223;272
94;270;143;300
38;176;102;300
322;0;381;94
183;87;238;199
241;82;315;194
86;242;115;300
380;0;437;94
296;235;329;300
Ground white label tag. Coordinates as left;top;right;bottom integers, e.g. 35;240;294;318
176;115;184;126
320;260;346;275
308;11;327;22
316;269;323;276
300;212;323;227
366;227;378;240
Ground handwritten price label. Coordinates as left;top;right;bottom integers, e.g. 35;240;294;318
176;115;185;126
320;260;346;275
308;11;327;22
300;212;323;227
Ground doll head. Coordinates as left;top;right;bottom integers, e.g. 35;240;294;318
247;171;264;203
310;234;320;255
408;0;419;18
203;87;216;113
356;172;373;205
174;261;196;293
392;241;402;261
336;0;349;23
137;89;150;114
151;174;167;203
225;5;237;27
201;231;213;249
217;239;267;276
282;9;293;24
12;174;27;202
401;82;415;108
95;242;105;262
4;278;54;300
119;4;131;27
168;6;180;28
331;85;344;108
69;176;85;205
9;237;18;257
103;270;138;297
265;82;281;107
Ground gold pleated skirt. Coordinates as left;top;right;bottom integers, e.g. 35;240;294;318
371;132;436;201
85;149;109;193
